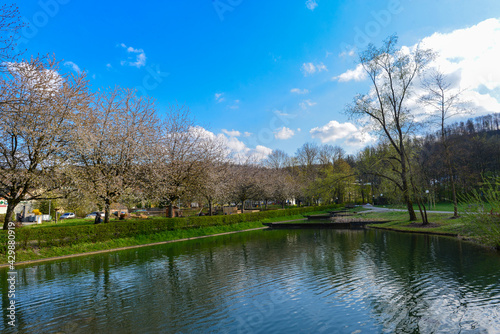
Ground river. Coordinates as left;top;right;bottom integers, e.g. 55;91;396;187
1;229;500;333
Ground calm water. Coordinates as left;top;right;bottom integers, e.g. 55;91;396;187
1;229;500;333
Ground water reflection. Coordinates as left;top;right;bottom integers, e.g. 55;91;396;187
1;229;499;333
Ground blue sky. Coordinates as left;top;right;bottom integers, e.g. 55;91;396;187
12;0;500;158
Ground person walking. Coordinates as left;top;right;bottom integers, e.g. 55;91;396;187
94;212;102;224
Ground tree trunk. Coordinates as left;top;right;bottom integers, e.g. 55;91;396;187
104;199;111;223
401;152;417;221
208;199;213;216
168;202;174;218
265;200;268;210
241;201;245;214
3;202;17;230
282;201;285;209
450;171;458;218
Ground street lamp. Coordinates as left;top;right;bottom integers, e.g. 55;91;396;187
425;190;430;210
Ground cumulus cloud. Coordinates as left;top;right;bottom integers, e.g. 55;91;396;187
333;64;366;82
192;126;272;161
310;120;376;149
302;62;327;76
291;88;309;94
305;0;318;11
274;127;295;140
335;18;500;116
418;18;500;115
6;61;63;92
64;61;81;73
120;43;146;68
252;145;274;160
222;129;241;137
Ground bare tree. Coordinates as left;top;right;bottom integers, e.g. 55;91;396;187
70;87;159;223
318;144;344;166
346;35;434;221
192;135;229;216
296;142;319;167
265;149;290;169
229;162;260;213
147;105;223;218
420;70;470;218
0;56;90;228
0;3;25;65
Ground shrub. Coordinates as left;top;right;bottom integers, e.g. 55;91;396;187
0;204;342;253
459;177;500;249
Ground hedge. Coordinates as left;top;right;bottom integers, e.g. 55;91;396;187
0;204;342;253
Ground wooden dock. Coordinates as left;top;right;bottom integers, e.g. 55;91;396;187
263;219;391;230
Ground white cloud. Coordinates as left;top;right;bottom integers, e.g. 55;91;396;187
334;18;500;116
192;126;271;162
417;18;500;115
275;109;293;117
215;92;225;103
339;48;356;58
291;88;309;94
64;61;81;73
302;62;327;76
333;64;367;82
226;136;247;152
6;62;62;92
252;145;273;160
120;43;146;68
306;0;318;11
222;129;241;137
300;99;317;110
243;131;252;137
274;127;295;140
310;120;376;149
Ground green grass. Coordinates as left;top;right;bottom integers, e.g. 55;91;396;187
361;209;499;248
6;209;335;264
12;220;268;263
375;202;455;212
376;202;497;213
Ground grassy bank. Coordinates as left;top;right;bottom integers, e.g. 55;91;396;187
361;210;500;249
3;207;337;265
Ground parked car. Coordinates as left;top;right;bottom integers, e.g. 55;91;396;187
60;212;76;219
85;212;104;219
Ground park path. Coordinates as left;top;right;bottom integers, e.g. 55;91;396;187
361;204;455;215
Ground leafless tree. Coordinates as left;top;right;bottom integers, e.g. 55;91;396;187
192;135;229;216
420;70;470;217
70;87;159;223
264;149;290;169
228;162;260;213
147;105;224;218
346;35;434;221
296;142;319;167
0;56;90;228
318;144;345;166
0;3;25;65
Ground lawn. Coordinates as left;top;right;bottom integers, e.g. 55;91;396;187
376;202;455;212
360;209;499;249
5;206;341;264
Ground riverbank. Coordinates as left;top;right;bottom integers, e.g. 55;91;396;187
2;208;335;266
361;209;500;251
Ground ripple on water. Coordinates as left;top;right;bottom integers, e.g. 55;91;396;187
2;229;500;333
